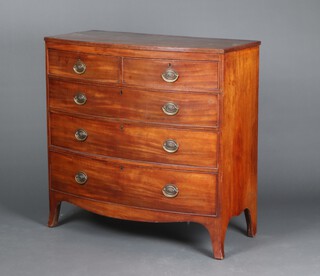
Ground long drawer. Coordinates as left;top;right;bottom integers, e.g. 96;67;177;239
47;49;121;83
123;58;219;91
50;113;218;167
50;151;217;215
48;78;219;127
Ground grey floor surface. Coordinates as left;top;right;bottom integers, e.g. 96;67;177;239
0;197;319;276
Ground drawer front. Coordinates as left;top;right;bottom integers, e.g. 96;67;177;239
123;58;219;91
48;49;120;83
50;113;218;167
48;79;219;127
50;152;217;215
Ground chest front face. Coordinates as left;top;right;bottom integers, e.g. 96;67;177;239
45;30;260;260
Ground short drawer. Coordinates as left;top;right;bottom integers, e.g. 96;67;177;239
48;79;219;127
50;152;217;215
123;58;219;91
47;49;120;83
50;113;218;167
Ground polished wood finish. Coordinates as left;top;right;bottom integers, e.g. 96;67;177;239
48;49;120;83
48;78;219;127
45;30;260;260
123;58;219;91
219;47;260;239
50;113;218;167
50;151;217;215
45;42;222;61
45;30;260;53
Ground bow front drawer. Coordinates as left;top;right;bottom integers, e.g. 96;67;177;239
48;79;219;127
47;49;120;83
50;152;217;215
50;113;218;168
123;58;219;91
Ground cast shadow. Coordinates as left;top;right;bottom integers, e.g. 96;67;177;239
57;206;249;259
2;196;318;259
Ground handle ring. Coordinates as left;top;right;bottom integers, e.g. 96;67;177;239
161;66;179;83
73;59;86;75
162;102;179;116
74;93;87;105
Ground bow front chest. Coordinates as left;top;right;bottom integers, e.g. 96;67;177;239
45;30;260;259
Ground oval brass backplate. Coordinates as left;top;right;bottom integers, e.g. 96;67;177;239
75;171;88;185
162;184;179;198
75;129;88;141
163;139;179;153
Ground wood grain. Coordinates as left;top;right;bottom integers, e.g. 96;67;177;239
123;58;219;91
218;46;260;245
46;41;221;61
50;151;217;215
48;49;120;83
50;112;218;167
48;78;219;128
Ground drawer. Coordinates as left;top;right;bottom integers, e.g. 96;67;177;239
50;113;218;167
50;152;217;215
123;58;219;91
48;79;219;127
47;49;120;83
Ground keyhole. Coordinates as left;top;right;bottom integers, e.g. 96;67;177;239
120;90;123;96
120;166;124;171
120;124;124;131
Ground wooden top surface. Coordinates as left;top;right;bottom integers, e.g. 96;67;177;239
45;30;260;53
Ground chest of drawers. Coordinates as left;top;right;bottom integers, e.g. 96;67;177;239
45;30;260;259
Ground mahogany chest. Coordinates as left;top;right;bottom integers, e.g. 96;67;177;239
45;30;260;259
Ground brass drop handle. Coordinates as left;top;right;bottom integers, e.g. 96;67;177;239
75;129;88;141
74;93;87;105
162;102;179;116
161;65;179;83
73;59;86;75
75;171;88;185
163;139;179;153
162;184;179;198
